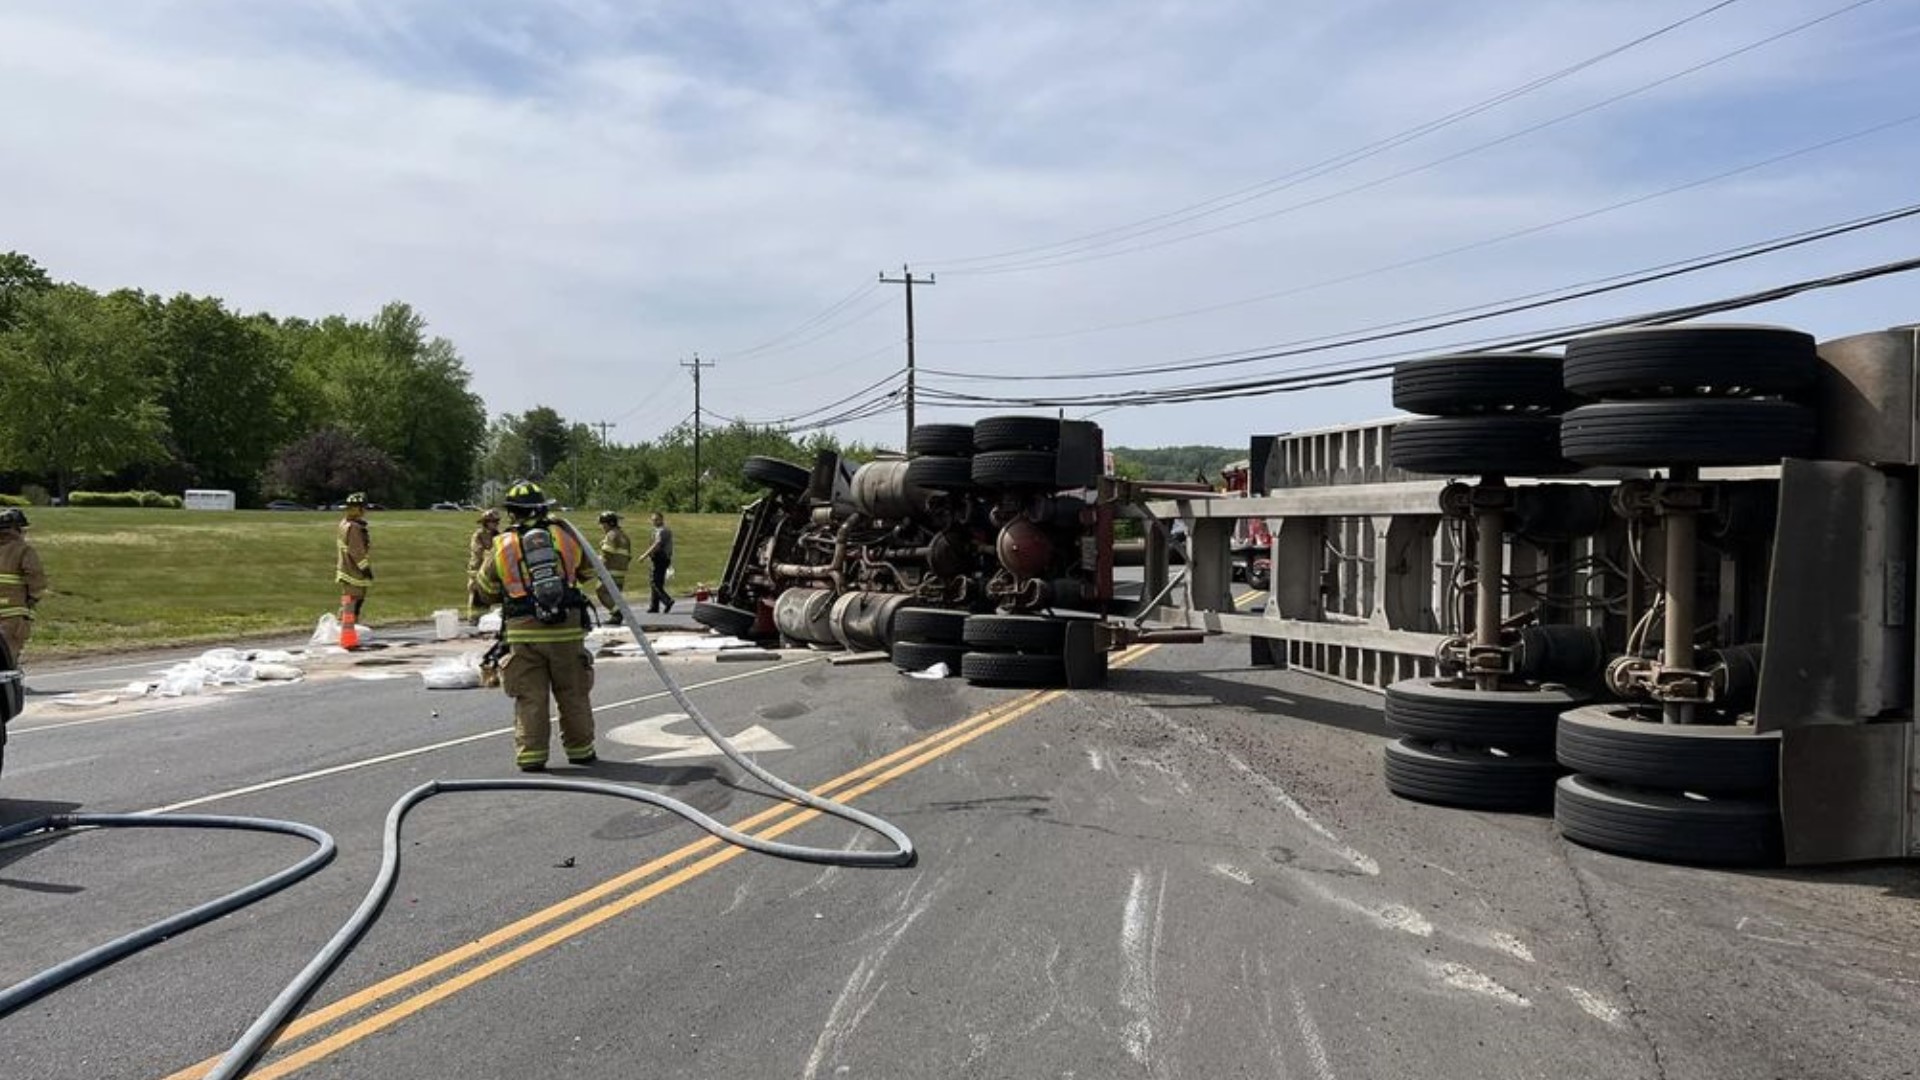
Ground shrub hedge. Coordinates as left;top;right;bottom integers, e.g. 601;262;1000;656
68;491;185;509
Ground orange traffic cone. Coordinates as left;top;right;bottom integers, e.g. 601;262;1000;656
339;595;361;650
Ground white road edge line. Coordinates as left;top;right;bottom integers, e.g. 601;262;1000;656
139;657;823;814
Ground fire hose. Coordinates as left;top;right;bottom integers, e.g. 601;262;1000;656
0;517;916;1078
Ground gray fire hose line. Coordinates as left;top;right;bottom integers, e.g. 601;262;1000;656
0;814;337;1019
3;514;916;1079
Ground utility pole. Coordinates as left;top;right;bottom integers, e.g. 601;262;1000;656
879;264;935;445
589;422;614;505
682;354;715;512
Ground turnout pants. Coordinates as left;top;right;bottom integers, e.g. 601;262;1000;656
501;639;597;766
0;615;29;665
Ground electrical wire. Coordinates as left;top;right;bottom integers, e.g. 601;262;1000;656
915;254;1920;409
941;0;1883;277
741;335;907;392
719;294;898;363
920;0;1748;270
715;367;906;429
925;197;1920;382
716;279;883;361
925;111;1920;352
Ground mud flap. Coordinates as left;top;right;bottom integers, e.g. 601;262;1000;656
1062;619;1108;689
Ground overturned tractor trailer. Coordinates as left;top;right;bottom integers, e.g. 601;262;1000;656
694;417;1205;687
1141;323;1920;868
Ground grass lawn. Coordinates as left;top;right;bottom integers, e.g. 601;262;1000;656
23;508;743;658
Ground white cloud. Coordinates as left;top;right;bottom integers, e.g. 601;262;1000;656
1;0;1916;451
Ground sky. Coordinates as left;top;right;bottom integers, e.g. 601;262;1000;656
3;0;1918;452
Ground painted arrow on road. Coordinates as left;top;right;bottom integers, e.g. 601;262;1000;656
605;712;793;762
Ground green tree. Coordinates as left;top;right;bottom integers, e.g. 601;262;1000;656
273;303;485;505
0;286;169;498
151;293;289;500
265;427;400;504
0;251;53;330
1110;445;1239;483
517;406;571;478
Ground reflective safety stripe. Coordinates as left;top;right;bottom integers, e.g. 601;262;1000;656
0;606;29;618
336;572;371;588
516;749;548;765
502;626;588;643
0;573;22;585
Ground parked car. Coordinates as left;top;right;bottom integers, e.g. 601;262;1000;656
264;500;310;511
429;502;462;511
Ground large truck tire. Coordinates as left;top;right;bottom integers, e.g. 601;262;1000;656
692;601;759;639
1383;678;1584;752
1562;325;1817;399
961;651;1068;687
1387;416;1571;477
1555;774;1781;866
742;456;811;494
1382;738;1560;811
1391;352;1570;416
962;614;1069;653
1555;705;1779;795
1559;399;1816;468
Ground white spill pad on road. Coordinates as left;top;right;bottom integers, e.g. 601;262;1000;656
604;632;761;656
67;647;313;705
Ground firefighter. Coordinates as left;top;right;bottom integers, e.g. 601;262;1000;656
473;481;602;772
467;508;502;623
595;511;632;625
335;493;373;646
0;508;48;670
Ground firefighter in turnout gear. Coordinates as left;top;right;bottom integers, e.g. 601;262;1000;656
473;481;603;771
335;493;373;648
0;508;48;668
467;508;502;623
595;511;632;625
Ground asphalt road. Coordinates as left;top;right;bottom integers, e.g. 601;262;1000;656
2;626;1917;1080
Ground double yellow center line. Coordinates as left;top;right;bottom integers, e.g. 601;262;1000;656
166;644;1158;1079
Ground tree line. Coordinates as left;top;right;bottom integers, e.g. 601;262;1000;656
0;250;485;507
0;251;1229;512
0;251;877;512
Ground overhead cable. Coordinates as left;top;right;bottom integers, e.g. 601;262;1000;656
919;0;1748;270
915;255;1920;408
940;0;1883;277
923;198;1920;383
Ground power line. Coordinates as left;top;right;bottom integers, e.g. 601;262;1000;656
940;0;1883;277
922;198;1920;384
745;335;905;392
920;0;1748;271
716;279;882;360
917;255;1920;409
720;293;898;363
926;108;1920;350
712;367;908;429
